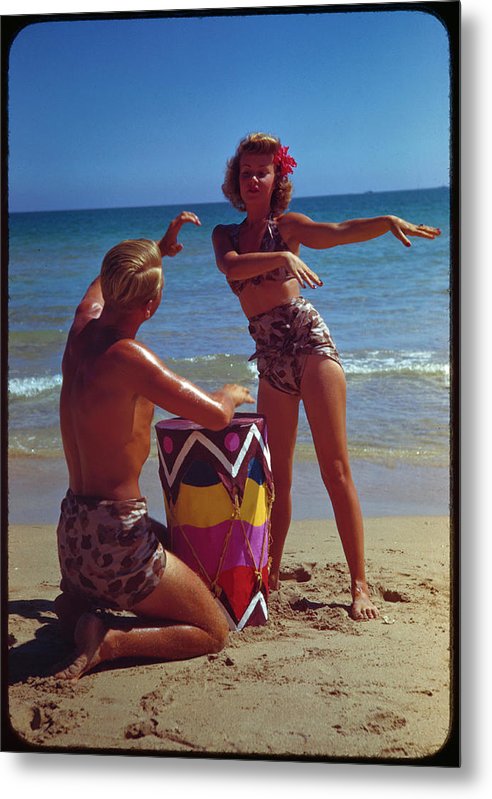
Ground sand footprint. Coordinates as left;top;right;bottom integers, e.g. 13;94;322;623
363;710;407;735
378;587;411;603
279;562;316;583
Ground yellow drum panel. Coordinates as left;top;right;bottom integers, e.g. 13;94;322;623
241;477;271;527
170;479;269;528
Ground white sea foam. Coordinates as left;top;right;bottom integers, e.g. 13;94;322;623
8;374;63;398
170;350;449;379
343;350;449;380
7;349;448;403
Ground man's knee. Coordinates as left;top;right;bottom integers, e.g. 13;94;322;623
209;612;229;653
206;592;230;652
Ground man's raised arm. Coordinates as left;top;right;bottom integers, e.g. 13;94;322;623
68;276;105;336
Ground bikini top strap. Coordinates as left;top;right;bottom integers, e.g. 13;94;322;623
229;217;285;254
265;216;288;251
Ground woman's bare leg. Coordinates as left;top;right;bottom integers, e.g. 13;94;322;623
301;355;378;620
257;377;300;590
53;552;229;680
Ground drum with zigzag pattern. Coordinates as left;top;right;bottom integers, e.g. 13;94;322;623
155;414;274;630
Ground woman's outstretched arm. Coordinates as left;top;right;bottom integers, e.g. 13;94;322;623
278;212;441;251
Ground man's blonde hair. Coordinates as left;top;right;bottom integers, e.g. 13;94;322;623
101;239;163;311
222;132;293;214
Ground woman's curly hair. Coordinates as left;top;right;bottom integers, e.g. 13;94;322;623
221;132;293;214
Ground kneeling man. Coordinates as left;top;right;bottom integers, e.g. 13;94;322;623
54;212;253;680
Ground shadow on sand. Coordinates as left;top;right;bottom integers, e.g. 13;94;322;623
8;599;73;683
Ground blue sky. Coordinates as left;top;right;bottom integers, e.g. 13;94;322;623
8;6;450;212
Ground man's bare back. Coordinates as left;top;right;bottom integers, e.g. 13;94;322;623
61;314;156;499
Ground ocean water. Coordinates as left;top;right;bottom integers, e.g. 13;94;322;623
7;189;451;520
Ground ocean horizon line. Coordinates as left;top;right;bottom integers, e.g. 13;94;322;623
9;185;450;217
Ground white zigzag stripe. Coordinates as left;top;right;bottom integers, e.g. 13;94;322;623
217;591;268;632
156;423;271;490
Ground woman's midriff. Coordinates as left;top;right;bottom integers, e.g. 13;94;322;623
238;277;300;320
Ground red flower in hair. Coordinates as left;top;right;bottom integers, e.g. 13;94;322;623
273;145;297;178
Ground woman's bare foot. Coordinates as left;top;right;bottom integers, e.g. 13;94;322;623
351;584;379;621
52;612;108;680
268;572;280;591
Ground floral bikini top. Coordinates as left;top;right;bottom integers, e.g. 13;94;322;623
227;217;294;296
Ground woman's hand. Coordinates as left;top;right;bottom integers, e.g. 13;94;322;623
388;216;441;248
158;211;201;257
284;252;323;289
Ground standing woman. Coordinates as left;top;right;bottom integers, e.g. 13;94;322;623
212;133;440;620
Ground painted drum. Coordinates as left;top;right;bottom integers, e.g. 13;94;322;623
155;414;274;630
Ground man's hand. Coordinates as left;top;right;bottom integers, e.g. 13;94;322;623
158;211;201;257
222;384;255;408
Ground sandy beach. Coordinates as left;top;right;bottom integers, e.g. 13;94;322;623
6;514;453;762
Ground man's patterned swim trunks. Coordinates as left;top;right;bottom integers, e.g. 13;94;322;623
57;489;166;610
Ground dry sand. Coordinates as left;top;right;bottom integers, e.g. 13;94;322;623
6;515;453;761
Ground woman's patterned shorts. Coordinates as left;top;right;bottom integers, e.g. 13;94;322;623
248;296;342;396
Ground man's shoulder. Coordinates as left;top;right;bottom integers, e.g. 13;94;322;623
108;337;153;362
109;339;166;379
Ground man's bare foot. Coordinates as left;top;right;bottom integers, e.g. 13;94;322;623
54;592;92;640
52;612;108;680
351;584;379;621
